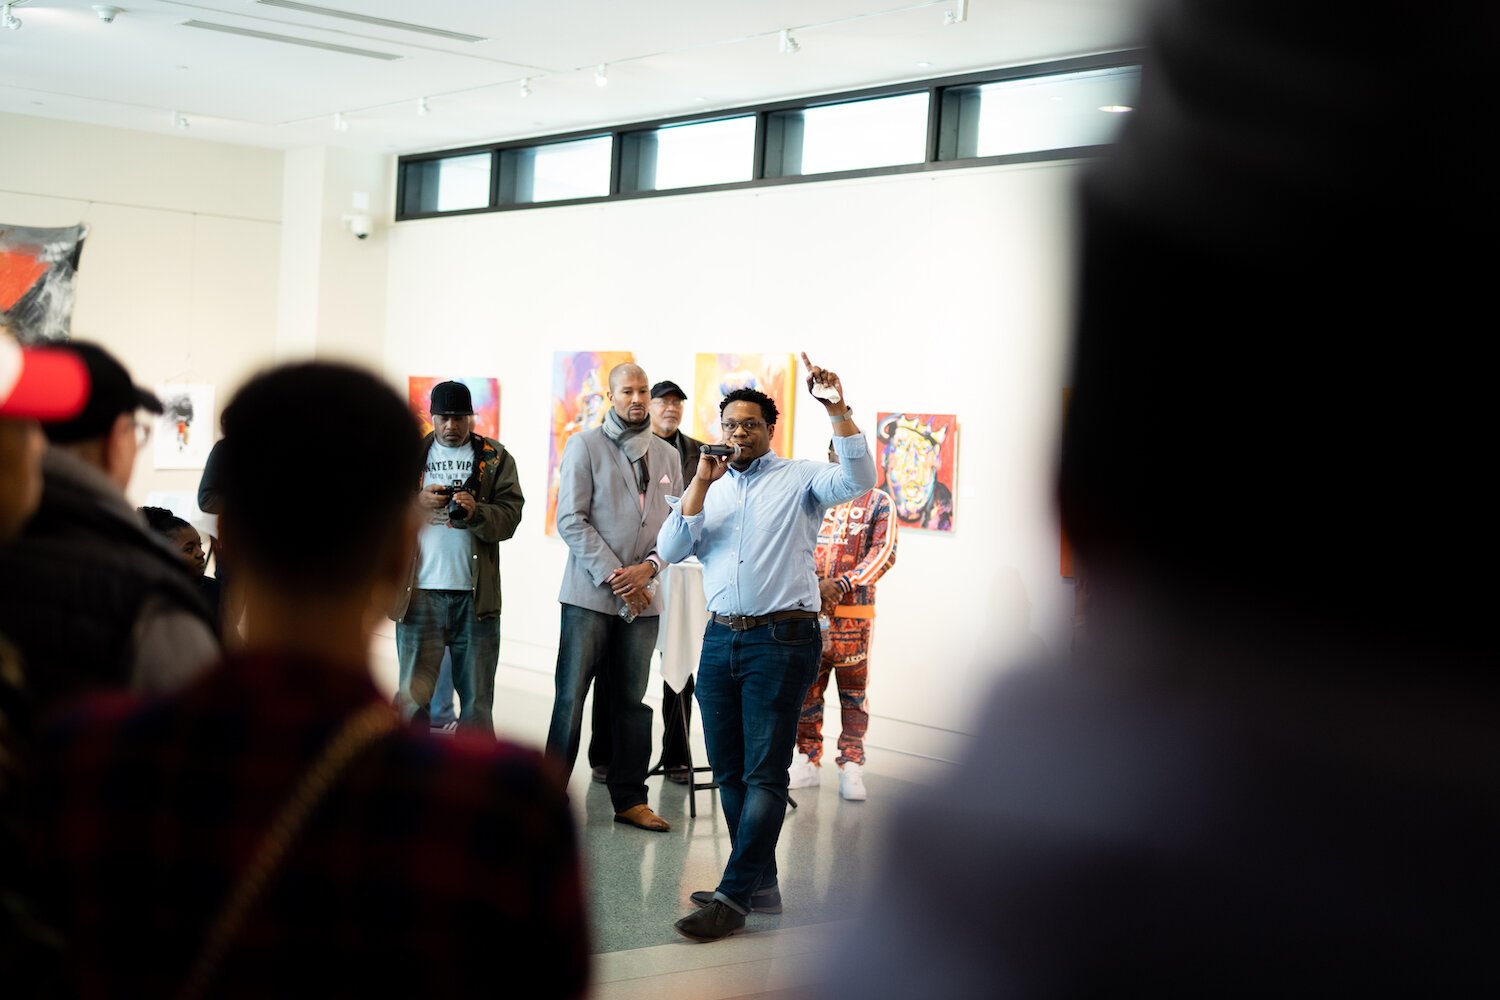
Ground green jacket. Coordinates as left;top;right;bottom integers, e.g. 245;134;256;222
392;432;524;621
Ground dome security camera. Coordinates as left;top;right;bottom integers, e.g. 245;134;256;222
342;213;373;240
93;5;124;23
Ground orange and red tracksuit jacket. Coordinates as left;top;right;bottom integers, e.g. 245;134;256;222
813;487;897;619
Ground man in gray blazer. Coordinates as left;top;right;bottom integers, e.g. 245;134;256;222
547;362;683;832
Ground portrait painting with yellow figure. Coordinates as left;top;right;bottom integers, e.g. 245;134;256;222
691;353;796;457
547;350;634;535
875;412;958;533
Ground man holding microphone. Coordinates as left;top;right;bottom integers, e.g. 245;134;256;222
657;353;875;942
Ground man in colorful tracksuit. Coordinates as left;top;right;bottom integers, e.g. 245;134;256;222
789;467;897;801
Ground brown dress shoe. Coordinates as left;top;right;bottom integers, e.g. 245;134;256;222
614;803;670;832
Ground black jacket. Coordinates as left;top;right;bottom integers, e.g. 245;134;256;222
0;451;218;719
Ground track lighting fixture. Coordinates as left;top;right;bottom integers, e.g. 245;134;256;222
333;111;349;132
594;64;608;88
779;28;800;55
519;77;531;98
417;97;430;117
172;111;189;130
3;5;22;31
944;0;969;26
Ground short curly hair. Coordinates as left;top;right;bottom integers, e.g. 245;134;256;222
718;388;779;427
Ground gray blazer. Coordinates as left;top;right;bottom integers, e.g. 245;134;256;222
555;426;683;616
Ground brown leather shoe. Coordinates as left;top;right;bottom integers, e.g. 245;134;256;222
614;803;670;832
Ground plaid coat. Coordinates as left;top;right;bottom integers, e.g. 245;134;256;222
30;653;587;999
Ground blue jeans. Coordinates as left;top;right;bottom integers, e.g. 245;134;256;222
695;616;822;910
395;590;499;734
430;651;457;726
546;603;659;812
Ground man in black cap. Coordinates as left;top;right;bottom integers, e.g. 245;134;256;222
648;380;708;489
0;341;219;717
392;380;524;735
587;379;707;783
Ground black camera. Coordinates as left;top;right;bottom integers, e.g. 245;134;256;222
437;479;470;526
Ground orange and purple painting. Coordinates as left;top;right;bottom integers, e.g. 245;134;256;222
875;412;958;533
407;376;501;441
547;350;634;535
691;353;797;456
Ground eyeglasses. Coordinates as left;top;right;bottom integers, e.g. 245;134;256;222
720;419;765;434
134;416;154;447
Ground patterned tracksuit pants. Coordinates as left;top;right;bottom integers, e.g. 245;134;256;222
796;616;871;766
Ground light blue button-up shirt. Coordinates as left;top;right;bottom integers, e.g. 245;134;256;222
656;434;877;616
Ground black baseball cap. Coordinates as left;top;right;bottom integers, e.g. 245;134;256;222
650;380;688;401
429;380;475;416
44;341;162;444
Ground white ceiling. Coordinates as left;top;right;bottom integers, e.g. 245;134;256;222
0;0;1143;155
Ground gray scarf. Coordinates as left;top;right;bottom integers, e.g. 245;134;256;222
602;408;652;491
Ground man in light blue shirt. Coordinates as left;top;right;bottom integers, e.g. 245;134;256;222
658;354;875;942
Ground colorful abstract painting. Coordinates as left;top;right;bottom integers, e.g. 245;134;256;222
875;412;958;533
547;350;634;535
407;376;501;441
153;383;215;471
0;223;87;344
691;353;797;456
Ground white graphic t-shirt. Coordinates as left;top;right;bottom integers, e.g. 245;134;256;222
416;441;476;590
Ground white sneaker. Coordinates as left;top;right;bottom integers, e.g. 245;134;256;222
788;751;821;789
838;762;868;801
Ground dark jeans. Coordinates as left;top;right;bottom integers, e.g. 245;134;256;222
546;604;659;812
589;676;695;770
395;589;499;735
695;616;821;910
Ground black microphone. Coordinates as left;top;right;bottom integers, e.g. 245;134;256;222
700;444;741;459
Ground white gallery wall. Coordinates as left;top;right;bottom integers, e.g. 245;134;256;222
3;108;1082;756
383;160;1084;759
0;112;284;507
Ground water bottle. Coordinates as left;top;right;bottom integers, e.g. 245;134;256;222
619;577;660;623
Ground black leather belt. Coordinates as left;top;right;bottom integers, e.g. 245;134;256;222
710;610;818;632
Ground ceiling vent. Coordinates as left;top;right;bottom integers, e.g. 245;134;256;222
181;20;402;60
254;1;487;43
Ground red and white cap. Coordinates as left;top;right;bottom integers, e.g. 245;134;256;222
0;335;89;420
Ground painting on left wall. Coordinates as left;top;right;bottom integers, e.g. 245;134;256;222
0;223;87;344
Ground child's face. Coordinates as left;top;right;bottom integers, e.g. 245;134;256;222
171;525;207;576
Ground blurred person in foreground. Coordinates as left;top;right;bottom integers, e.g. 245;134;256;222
30;363;587;998
823;0;1495;994
0;341;217;716
0;333;86;990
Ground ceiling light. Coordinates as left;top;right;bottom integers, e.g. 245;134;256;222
92;5;123;23
1098;105;1133;113
172;111;190;130
944;0;969;26
916;61;933;69
594;64;608;88
416;97;430;117
779;28;800;55
519;77;531;98
2;5;22;31
333;111;350;131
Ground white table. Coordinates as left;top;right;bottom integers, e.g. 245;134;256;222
656;560;705;693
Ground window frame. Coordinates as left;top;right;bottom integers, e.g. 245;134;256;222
395;50;1143;222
